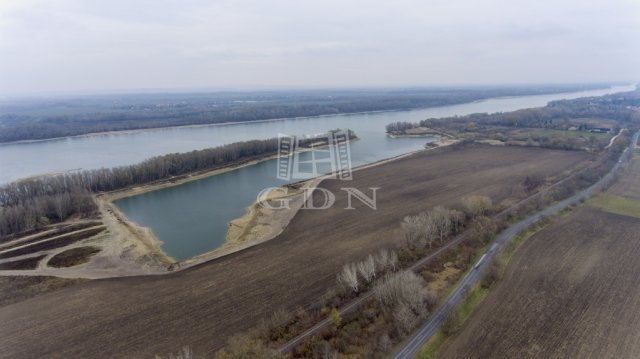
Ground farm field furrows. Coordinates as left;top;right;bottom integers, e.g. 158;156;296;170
438;206;640;358
0;144;593;358
436;148;640;359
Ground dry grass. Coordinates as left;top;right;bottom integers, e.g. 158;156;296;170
589;194;640;218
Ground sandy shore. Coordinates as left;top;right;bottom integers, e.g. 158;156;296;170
387;127;455;139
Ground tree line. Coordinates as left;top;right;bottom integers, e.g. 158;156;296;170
0;85;607;142
386;88;640;135
385;121;419;134
424;89;640;131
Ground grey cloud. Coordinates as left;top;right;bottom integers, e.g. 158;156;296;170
0;0;638;95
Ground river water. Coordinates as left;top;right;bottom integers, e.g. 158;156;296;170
1;85;633;260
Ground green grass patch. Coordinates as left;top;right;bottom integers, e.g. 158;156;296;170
457;286;490;322
415;330;447;359
415;286;490;359
588;194;640;218
498;225;542;264
515;128;612;140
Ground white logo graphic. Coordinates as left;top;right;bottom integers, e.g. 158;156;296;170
277;129;353;181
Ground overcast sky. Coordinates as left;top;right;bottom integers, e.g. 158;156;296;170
0;0;638;95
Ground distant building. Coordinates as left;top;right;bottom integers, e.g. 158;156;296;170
587;127;612;133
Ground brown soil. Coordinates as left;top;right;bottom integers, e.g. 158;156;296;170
0;226;106;260
0;144;592;359
0;221;101;249
0;276;87;308
438;207;640;359
47;247;102;268
608;156;640;200
0;255;46;270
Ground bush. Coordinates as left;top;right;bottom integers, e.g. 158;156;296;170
441;309;462;336
330;308;342;327
470;216;497;244
257;308;293;342
480;259;502;289
214;335;284;359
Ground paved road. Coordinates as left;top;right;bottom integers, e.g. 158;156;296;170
279;230;472;352
391;129;639;359
279;133;636;354
606;128;623;149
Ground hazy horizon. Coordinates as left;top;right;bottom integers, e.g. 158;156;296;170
1;0;639;96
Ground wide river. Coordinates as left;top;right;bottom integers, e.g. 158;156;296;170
1;85;633;260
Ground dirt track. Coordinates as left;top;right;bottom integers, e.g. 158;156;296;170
0;144;592;358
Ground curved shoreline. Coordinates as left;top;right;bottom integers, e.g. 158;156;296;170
95;152;295;273
100;138;363;271
114;137;456;273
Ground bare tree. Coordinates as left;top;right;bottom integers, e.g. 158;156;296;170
393;303;417;335
471;216;497;244
448;209;465;234
375;249;389;272
401;215;424;249
430;206;452;243
419;212;437;248
337;263;360;293
260;308;293;341
357;255;376;283
388;250;398;271
462;195;493;218
377;332;392;353
374;270;432;314
310;340;338;359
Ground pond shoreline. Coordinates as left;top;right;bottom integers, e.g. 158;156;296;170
99;137;454;274
99;137;365;271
